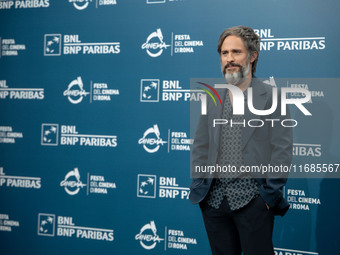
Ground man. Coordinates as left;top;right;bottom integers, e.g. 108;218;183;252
189;26;293;255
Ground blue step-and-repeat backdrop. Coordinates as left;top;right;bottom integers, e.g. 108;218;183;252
1;0;340;254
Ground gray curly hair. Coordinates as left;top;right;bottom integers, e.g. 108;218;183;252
217;26;261;75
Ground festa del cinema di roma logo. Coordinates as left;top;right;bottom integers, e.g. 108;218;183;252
60;168;86;195
142;29;170;57
63;77;89;104
138;124;167;153
141;28;204;57
67;0;117;10
69;0;92;10
63;76;119;104
135;221;164;250
134;219;197;251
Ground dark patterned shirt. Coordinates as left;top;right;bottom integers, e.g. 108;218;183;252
206;88;259;210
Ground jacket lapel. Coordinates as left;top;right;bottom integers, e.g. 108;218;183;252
212;88;227;147
241;79;268;150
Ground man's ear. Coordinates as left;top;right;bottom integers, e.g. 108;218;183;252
250;51;258;64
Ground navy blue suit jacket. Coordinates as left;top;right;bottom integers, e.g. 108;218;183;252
189;78;293;216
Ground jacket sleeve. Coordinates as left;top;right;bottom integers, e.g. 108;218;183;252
191;113;209;180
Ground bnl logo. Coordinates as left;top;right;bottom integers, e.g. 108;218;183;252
137;174;156;198
37;213;55;237
140;79;160;102
41;124;59;146
44;34;61;56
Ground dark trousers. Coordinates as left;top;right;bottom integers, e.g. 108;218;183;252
200;196;274;255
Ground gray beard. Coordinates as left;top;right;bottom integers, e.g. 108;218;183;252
224;62;250;85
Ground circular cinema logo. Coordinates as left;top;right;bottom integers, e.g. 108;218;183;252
135;221;164;250
69;0;92;10
138;124;167;153
60;168;86;195
141;29;170;57
63;77;89;104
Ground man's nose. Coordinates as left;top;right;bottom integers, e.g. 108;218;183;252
226;53;235;62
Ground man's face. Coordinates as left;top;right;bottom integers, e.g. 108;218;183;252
220;35;254;85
